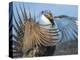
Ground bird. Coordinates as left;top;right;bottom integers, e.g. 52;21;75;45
9;3;78;58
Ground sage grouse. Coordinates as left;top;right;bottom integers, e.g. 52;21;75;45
9;3;78;58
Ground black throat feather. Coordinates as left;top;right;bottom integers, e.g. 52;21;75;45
46;17;55;26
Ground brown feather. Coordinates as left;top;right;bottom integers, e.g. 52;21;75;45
22;20;58;51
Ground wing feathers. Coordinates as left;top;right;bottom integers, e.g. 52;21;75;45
54;17;78;42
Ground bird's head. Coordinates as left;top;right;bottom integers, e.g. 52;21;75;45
40;10;54;25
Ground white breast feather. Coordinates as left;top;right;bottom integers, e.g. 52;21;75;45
41;15;51;24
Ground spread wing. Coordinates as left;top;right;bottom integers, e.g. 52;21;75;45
54;15;78;42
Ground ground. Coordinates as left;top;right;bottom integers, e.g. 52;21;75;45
54;40;78;56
